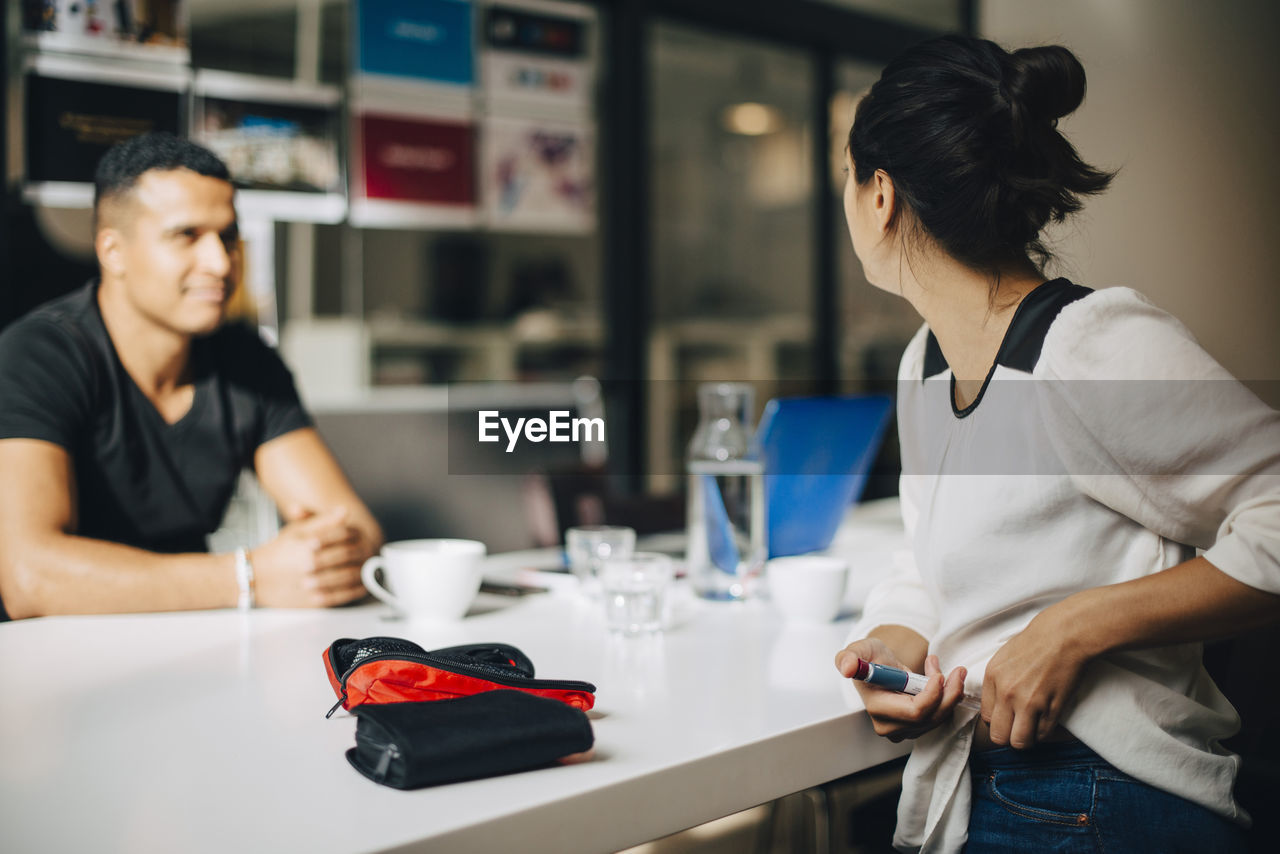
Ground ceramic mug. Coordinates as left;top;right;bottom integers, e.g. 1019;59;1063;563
765;555;849;623
361;539;487;620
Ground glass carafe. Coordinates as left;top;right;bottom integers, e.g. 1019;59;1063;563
685;383;767;600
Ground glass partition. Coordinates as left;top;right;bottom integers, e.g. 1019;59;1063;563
647;21;818;490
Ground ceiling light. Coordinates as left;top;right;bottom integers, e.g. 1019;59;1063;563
721;102;784;136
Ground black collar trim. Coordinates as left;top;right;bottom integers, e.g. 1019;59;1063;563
922;278;1093;417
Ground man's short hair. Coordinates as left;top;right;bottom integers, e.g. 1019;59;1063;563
93;132;232;221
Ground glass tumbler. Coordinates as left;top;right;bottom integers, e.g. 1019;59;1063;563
600;552;673;635
565;525;636;598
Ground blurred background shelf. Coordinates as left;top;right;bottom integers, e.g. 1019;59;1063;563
21;30;189;66
236;190;346;224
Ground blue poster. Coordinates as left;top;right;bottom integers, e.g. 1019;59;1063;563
356;0;474;86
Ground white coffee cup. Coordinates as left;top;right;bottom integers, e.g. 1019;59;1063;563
765;555;849;623
361;539;487;621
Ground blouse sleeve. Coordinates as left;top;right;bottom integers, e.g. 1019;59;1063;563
848;475;942;642
1037;287;1280;594
846;324;941;646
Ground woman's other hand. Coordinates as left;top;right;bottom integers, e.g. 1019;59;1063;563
981;602;1092;750
836;637;969;742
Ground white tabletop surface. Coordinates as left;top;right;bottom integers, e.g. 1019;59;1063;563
0;499;909;854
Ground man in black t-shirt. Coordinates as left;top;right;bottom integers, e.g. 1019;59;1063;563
0;133;382;618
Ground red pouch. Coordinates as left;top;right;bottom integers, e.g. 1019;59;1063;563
322;636;596;717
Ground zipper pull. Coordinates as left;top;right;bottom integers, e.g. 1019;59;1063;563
373;743;401;783
325;694;347;719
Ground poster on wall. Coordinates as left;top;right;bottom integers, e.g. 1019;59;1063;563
354;0;474;87
24;70;182;185
482;3;593;114
351;109;477;226
481;115;593;231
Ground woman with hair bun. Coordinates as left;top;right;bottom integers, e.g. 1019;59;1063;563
832;35;1279;853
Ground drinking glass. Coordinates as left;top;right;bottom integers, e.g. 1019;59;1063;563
565;525;637;598
600;552;673;635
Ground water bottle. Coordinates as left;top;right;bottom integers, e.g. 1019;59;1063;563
685;383;767;600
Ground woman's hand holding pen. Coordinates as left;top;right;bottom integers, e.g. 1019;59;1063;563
835;637;969;742
981;600;1094;750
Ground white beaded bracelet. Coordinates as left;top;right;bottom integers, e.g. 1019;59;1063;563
234;547;256;610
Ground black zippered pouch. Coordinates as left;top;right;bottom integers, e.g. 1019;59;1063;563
346;690;595;789
322;637;597;717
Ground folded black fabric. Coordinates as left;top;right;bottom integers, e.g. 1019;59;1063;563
346;690;595;789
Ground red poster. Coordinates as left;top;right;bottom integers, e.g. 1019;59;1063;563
359;113;474;205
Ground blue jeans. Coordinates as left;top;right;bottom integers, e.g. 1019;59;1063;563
966;739;1247;853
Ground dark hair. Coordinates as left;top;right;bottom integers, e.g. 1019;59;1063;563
848;35;1114;278
94;132;231;216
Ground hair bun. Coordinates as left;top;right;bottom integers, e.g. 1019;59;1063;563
846;35;1114;276
1004;45;1087;124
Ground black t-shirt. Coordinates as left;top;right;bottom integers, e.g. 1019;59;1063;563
0;281;312;553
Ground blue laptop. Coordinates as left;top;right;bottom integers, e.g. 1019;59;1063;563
756;394;894;558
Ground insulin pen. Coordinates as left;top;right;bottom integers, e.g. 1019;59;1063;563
850;657;982;712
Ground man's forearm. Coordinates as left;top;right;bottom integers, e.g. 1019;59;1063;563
1054;556;1280;661
1;534;239;618
255;427;384;562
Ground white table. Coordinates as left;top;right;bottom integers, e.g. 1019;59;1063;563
0;499;909;854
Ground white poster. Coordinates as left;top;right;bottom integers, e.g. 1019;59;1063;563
482;115;594;231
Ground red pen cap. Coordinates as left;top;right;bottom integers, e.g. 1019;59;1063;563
851;657;870;680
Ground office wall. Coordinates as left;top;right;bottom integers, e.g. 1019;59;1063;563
982;0;1280;394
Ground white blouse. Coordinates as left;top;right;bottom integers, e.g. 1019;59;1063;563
844;283;1280;853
